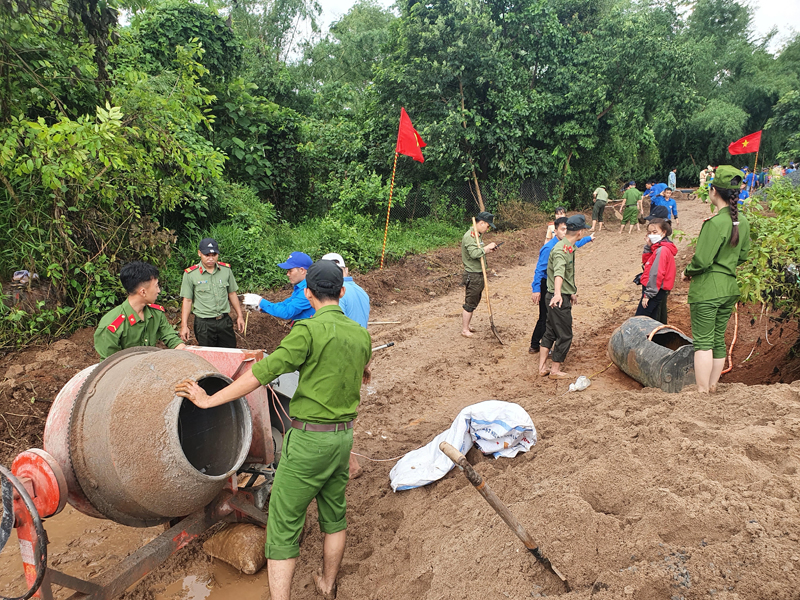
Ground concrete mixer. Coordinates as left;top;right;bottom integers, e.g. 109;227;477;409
0;345;296;600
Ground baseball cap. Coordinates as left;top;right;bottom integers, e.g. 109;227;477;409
277;252;313;270
566;215;590;231
646;206;669;220
199;238;219;255
321;252;346;269
306;259;343;294
711;165;744;190
476;211;497;229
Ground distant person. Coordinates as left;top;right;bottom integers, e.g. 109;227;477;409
744;169;757;190
538;215;591;379
635;217;676;324
529;217;594;354
738;182;749;205
699;166;709;188
668;168;677;191
321;253;370;329
590;185;609;232
242;252;315;322
644;180;668;214
180;237;245;348
94;261;186;359
617;181;643;234
661;188;679;227
681;165;750;394
544;207;567;242
460;211;497;337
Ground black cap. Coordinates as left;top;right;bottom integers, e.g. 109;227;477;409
476;211;497;229
199;238;219;255
645;206;669;220
566;215;591;231
306;259;343;294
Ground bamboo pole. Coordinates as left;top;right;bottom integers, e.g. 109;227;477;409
380;151;400;270
750;150;759;192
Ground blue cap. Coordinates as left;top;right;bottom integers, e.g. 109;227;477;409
277;252;313;270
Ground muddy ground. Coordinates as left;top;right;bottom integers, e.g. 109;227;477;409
2;194;800;600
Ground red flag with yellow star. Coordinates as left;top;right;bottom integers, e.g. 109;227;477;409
728;131;761;155
396;107;426;163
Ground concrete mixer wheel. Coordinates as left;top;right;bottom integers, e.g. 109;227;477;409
0;465;47;600
271;427;283;467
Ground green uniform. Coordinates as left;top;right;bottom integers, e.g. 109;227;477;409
592;187;608;222
251;305;372;560
94;300;183;359
461;229;487;312
685;207;751;357
546;238;578;295
461;229;487;273
180;262;239;347
622;188;642;224
180;262;238;317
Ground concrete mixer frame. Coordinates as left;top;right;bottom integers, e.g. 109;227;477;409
0;345;294;600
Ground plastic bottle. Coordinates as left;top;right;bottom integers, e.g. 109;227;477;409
568;375;591;392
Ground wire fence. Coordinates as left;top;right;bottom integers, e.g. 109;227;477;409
386;177;557;226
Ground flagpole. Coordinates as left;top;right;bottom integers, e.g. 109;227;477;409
751;150;759;192
380;151;399;270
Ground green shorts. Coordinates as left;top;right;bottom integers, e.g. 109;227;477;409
622;205;638;224
689;296;738;359
265;427;353;560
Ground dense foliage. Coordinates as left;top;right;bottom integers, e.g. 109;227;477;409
0;0;798;348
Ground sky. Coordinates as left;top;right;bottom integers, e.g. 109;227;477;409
315;0;799;51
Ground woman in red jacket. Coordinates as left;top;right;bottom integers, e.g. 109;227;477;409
635;217;677;324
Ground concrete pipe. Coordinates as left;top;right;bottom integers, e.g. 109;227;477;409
44;347;252;527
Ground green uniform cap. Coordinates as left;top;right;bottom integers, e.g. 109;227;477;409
710;165;744;190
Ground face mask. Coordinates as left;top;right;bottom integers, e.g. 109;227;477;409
648;234;662;244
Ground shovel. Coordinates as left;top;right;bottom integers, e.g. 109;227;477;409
439;441;570;591
471;217;504;345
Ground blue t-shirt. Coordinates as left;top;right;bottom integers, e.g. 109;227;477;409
259;279;315;321
744;173;757;187
340;277;370;329
738;189;749;204
531;235;593;291
662;197;678;219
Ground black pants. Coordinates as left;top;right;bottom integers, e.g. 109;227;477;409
540;293;573;363
194;314;237;348
635;288;668;324
530;280;548;350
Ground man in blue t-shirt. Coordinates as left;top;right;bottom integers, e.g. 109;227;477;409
644;180;668;214
321;252;370;329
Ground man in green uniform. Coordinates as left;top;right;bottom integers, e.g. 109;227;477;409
460;211;498;338
94;261;186;359
590;185;609;232
618;181;643;234
175;260;372;600
179;238;245;348
538;215;590;379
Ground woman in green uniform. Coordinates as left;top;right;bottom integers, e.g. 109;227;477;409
681;165;750;393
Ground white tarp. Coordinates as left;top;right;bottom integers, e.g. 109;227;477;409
389;400;537;491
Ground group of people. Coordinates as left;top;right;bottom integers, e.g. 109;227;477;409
94;240;373;600
461;165;751;397
588;177;679;235
702;162;796;195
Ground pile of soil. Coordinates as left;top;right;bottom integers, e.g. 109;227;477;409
2;196;800;600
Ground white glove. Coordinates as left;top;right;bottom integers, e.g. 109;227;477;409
242;293;263;309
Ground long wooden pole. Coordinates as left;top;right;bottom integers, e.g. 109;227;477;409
380;151;399;270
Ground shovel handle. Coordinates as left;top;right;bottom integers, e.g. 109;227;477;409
439;442;537;550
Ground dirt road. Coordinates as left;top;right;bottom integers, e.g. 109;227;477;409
2;195;800;599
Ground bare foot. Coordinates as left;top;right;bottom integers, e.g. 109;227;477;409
313;569;337;600
461;330;473;338
548;371;570;379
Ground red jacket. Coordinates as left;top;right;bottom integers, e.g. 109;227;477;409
641;238;677;298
